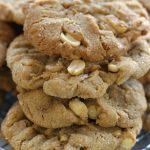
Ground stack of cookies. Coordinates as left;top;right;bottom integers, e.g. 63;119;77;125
137;0;150;131
0;0;150;150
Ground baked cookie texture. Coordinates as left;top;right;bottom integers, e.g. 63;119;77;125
108;32;150;83
1;102;143;150
17;79;147;129
0;0;31;24
7;35;150;99
138;0;150;130
6;35;113;99
24;0;150;62
0;21;15;67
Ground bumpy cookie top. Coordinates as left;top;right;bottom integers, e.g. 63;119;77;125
0;0;31;24
6;35;116;99
24;0;150;62
0;21;15;67
7;35;150;99
18;79;147;129
2;102;142;150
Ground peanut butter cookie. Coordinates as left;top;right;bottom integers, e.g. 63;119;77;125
1;102;142;150
18;79;147;129
7;35;150;99
24;0;150;62
108;33;150;84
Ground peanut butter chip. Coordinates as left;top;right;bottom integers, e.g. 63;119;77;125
60;32;81;47
67;59;85;75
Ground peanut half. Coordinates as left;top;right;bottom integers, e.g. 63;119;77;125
68;59;85;75
60;32;81;47
69;99;88;120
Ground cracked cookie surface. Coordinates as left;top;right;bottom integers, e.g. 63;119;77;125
2;102;142;150
18;79;147;129
108;33;150;84
6;35;115;99
24;0;150;62
7;35;150;99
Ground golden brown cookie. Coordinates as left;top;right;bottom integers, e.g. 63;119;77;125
6;35;115;99
0;0;31;24
1;102;142;150
7;35;150;100
0;21;15;67
108;33;150;84
24;0;150;62
18;79;147;129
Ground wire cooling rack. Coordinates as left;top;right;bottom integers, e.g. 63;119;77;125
0;92;149;150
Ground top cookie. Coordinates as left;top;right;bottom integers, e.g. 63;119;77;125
24;0;150;62
0;0;30;24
